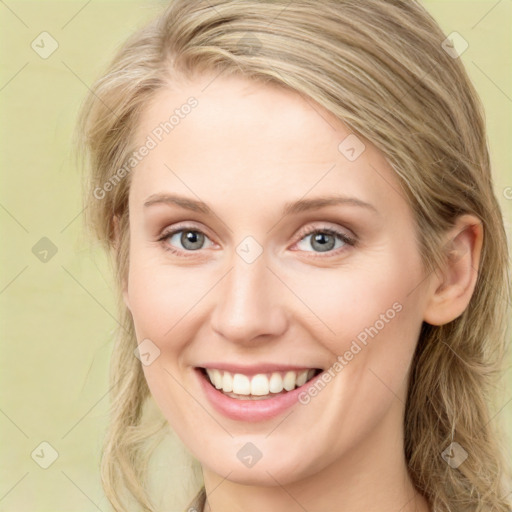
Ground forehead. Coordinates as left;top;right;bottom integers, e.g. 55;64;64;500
130;73;408;219
136;73;342;160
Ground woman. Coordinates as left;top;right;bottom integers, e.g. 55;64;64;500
77;1;511;510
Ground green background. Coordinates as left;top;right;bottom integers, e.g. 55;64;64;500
1;1;511;511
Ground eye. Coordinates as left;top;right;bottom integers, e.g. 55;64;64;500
294;226;356;255
158;225;215;255
158;223;356;257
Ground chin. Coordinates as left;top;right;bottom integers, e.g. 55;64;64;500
201;448;319;487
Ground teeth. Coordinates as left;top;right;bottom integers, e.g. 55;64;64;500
221;371;233;392
283;371;296;391
205;368;317;397
250;374;269;396
269;372;284;393
210;369;222;389
296;370;308;387
232;373;251;395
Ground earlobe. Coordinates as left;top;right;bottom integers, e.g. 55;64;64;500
423;214;483;326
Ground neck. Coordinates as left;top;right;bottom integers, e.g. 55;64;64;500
201;400;431;512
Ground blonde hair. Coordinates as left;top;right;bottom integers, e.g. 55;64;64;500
76;1;511;510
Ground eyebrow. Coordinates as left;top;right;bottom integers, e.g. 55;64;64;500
143;193;378;216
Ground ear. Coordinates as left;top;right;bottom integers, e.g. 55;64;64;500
112;215;131;311
423;214;483;326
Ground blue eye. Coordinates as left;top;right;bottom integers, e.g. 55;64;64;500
158;225;356;257
159;227;214;254
295;227;355;254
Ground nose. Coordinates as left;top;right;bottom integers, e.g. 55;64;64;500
209;254;288;345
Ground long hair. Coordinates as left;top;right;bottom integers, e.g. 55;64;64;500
76;1;511;510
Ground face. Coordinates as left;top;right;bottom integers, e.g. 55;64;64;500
123;73;432;486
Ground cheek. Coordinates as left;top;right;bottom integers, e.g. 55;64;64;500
287;257;424;354
126;249;209;343
285;250;426;415
126;264;171;341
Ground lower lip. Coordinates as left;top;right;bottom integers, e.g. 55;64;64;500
196;368;320;422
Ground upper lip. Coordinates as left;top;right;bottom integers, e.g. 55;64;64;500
197;362;322;376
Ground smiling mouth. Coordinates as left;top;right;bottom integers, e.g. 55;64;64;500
199;367;323;400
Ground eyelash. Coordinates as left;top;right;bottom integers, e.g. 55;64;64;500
157;224;357;258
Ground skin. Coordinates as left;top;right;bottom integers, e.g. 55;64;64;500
119;72;482;512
